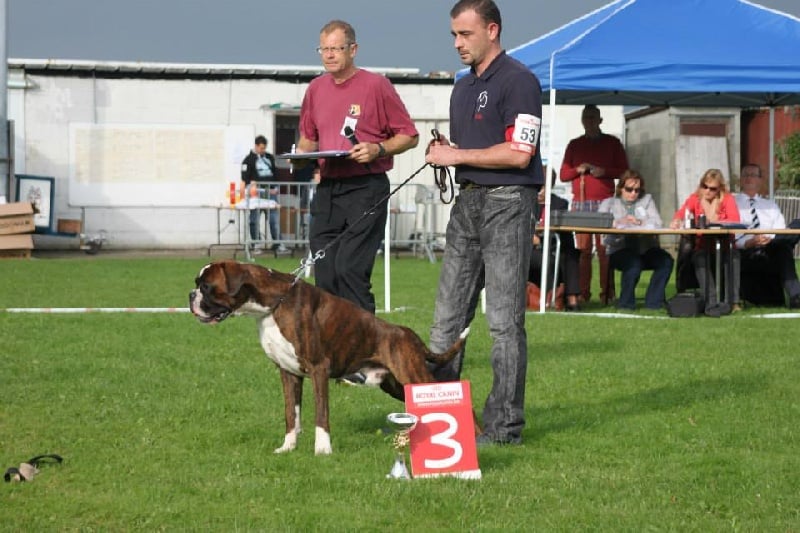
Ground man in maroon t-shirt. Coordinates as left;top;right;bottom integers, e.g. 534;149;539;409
295;20;418;314
560;105;629;304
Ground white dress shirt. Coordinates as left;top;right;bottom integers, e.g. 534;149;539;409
734;192;785;247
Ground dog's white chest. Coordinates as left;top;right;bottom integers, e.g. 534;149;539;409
257;315;302;375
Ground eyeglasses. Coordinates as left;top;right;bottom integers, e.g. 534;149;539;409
701;183;719;192
742;173;761;178
623;186;641;193
316;44;353;55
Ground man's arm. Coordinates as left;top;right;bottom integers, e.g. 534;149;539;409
426;141;531;170
559;141;582;182
291;136;320;169
353;133;419;164
240;152;256;184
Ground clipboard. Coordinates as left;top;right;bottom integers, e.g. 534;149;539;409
277;150;350;160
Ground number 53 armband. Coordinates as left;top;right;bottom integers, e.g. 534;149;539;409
509;113;541;154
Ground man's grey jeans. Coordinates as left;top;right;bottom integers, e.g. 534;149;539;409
430;184;536;442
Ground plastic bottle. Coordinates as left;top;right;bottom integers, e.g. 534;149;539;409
684;209;693;229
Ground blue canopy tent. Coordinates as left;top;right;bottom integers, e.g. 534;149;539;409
508;0;800;107
500;0;800;311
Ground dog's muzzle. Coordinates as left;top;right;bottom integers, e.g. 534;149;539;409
189;289;232;324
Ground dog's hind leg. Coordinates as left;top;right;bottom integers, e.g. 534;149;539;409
275;370;303;454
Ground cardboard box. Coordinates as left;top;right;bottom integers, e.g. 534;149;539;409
0;233;34;259
0;202;35;235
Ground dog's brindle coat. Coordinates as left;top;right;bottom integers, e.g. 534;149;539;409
189;260;467;455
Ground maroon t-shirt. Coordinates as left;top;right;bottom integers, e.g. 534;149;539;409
299;69;418;179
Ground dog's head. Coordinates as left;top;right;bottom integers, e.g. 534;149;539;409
189;261;258;324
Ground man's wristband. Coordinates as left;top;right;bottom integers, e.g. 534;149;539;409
377;142;386;158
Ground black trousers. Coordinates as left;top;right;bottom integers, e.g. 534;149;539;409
309;174;389;314
740;240;800;305
529;233;580;296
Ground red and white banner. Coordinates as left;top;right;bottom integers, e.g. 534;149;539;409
405;381;481;479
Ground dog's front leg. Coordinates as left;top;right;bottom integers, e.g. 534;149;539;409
275;370;303;454
309;364;332;455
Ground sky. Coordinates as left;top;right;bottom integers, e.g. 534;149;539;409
8;0;800;75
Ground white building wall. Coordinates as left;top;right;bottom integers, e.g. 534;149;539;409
8;66;623;250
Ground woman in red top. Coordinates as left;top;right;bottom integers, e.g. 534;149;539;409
670;169;741;314
671;169;740;229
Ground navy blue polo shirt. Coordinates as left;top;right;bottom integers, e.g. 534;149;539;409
450;51;544;187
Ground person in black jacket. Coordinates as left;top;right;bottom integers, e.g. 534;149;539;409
240;135;286;253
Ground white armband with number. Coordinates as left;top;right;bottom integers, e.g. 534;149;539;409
510;113;541;154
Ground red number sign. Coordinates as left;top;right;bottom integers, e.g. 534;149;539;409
405;381;481;479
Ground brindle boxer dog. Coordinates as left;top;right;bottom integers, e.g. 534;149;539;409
189;260;468;455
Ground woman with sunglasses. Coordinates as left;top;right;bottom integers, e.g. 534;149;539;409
670;169;741;314
598;170;673;310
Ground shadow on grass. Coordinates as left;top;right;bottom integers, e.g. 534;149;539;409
529;373;770;439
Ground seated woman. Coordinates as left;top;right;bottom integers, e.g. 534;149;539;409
669;169;741;314
529;187;580;311
598;170;674;310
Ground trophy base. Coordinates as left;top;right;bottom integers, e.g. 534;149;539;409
387;455;411;479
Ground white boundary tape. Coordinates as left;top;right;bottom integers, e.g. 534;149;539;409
4;308;190;313
4;308;797;318
526;311;800;319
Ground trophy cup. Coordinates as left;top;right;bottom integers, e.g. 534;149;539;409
386;412;418;479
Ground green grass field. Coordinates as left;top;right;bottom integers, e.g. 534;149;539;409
1;253;799;531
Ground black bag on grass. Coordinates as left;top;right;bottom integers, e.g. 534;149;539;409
667;292;705;318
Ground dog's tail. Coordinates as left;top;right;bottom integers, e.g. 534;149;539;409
425;327;470;365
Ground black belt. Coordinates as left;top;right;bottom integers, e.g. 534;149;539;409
460;181;491;190
460;181;509;191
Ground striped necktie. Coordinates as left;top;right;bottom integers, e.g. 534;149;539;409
749;197;760;229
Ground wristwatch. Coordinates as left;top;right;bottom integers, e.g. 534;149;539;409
377;142;386;158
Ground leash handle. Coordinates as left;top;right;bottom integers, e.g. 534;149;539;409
429;129;454;204
26;454;63;467
3;454;62;482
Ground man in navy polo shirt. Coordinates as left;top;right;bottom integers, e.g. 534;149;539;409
426;0;543;447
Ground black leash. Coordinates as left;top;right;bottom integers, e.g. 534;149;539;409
4;454;63;482
293;161;451;280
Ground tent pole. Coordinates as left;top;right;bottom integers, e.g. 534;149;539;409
769;107;775;198
538;86;557;314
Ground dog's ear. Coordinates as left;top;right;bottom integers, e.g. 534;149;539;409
222;262;268;302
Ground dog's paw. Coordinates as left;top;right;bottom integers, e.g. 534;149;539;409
314;427;332;455
274;431;298;454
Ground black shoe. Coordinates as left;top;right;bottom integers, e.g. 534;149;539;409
789;295;800;309
337;372;367;386
476;433;522;447
565;303;581;312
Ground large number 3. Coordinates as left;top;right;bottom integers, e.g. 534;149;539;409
420;412;463;469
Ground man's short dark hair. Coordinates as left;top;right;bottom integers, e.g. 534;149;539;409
450;0;502;36
255;135;267;146
582;105;601;117
321;20;356;44
742;163;762;177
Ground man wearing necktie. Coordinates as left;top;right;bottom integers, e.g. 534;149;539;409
734;163;800;308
